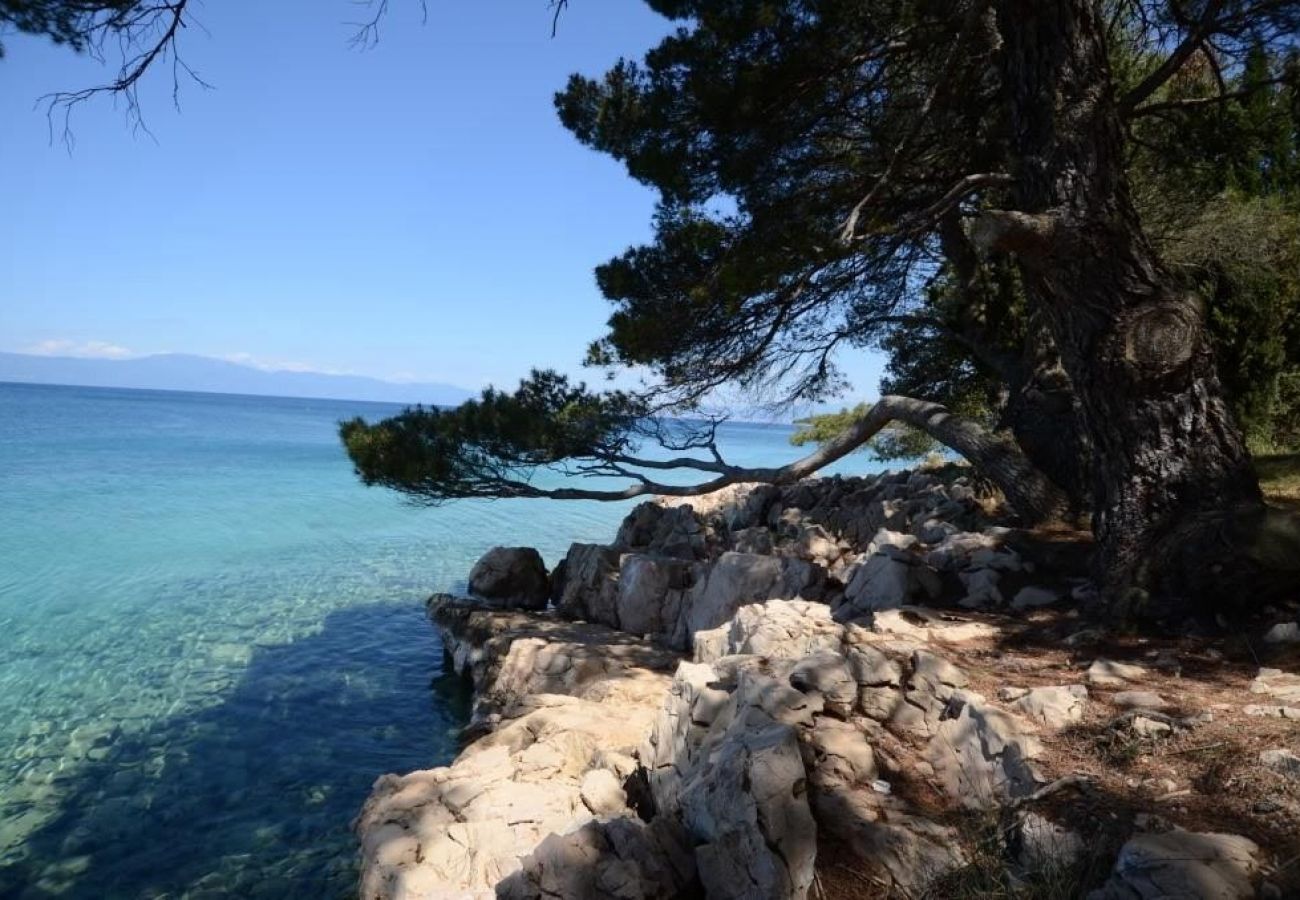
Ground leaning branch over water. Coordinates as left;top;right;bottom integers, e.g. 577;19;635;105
341;371;1066;524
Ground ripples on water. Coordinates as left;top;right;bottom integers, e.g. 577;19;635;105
0;382;860;898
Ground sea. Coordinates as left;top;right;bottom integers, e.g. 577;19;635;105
0;381;878;899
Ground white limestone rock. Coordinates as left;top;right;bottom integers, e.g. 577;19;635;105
924;690;1043;808
1112;690;1169;710
958;567;1003;608
1010;586;1059;610
718;598;844;661
579;768;628;816
678;553;826;649
1263;622;1300;644
1260;748;1300;781
614;553;694;641
1087;659;1148;687
1251;667;1300;704
1087;830;1259;899
788;651;858;717
1014;812;1084;871
1012;685;1088;730
498;816;697;900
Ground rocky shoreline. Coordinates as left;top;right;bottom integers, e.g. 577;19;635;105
355;470;1299;899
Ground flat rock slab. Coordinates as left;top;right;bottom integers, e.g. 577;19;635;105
1244;704;1300;719
1251;668;1300;705
1111;690;1169;710
867;607;999;644
1012;685;1088;730
1087;659;1147;687
1010;586;1059;610
1260;748;1300;781
1263;622;1300;644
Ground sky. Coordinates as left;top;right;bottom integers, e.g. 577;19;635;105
0;0;885;402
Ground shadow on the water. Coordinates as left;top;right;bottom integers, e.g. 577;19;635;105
0;601;471;900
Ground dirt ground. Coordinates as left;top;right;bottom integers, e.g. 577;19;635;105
811;525;1300;898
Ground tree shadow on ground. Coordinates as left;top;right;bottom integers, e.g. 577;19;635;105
0;601;470;900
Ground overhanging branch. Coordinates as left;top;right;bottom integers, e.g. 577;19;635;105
1128;75;1294;117
373;396;1067;523
1117;0;1226;116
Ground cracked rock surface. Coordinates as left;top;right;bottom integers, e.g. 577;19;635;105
356;474;1278;900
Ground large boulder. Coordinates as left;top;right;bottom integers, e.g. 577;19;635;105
838;533;941;616
642;662;819;900
615;501;711;560
615;554;696;641
675;552;827;650
1087;830;1260;899
555;544;622;626
694;598;844;664
468;546;550;610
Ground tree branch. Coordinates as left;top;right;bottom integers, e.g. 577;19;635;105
1128;75;1294;117
549;0;569;37
900;172;1015;233
1117;0;1225;116
38;0;204;148
968;209;1062;259
415;396;1066;523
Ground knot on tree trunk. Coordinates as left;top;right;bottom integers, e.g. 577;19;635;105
1103;293;1205;394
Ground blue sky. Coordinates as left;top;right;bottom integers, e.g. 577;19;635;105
1;1;885;401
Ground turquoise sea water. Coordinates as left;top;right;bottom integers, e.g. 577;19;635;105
0;382;839;899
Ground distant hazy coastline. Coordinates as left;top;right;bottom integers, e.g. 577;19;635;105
0;351;474;406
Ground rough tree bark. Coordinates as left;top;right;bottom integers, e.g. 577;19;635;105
940;215;1094;515
982;0;1263;601
998;318;1093;518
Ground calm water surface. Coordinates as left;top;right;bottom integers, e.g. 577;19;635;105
0;382;850;899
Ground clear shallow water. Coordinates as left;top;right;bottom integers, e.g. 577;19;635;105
0;382;858;899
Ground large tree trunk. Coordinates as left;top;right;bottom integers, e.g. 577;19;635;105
985;0;1263;601
998;319;1093;518
939;215;1094;515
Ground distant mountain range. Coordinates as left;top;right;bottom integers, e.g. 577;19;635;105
0;352;475;406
